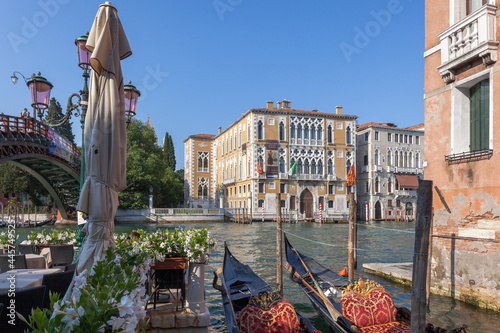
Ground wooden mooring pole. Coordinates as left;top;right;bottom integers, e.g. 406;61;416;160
348;192;357;281
410;180;433;333
276;190;283;295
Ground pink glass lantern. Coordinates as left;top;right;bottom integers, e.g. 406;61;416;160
75;32;91;70
26;72;53;110
124;81;140;121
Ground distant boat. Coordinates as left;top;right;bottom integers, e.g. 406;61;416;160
0;217;54;228
213;243;318;333
35;217;54;227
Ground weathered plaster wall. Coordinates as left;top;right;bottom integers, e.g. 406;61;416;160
424;0;500;310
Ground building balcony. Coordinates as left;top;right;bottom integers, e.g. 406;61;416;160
222;178;236;185
386;165;397;173
437;4;499;84
279;173;289;179
395;189;417;197
372;165;382;172
361;165;368;173
327;174;338;181
386;166;423;174
197;167;209;173
296;174;323;181
290;138;323;146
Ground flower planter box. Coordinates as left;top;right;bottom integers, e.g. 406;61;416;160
152;257;188;270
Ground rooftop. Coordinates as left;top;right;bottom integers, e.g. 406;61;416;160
357;122;424;132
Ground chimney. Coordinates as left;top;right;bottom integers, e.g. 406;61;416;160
335;106;343;115
218;127;221;134
266;101;274;109
277;101;282;109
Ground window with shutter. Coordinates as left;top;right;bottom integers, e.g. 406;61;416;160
469;80;489;151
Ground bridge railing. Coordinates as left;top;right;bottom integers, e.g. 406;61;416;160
0;114;81;165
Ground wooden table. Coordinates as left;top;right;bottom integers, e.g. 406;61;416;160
0;268;63;293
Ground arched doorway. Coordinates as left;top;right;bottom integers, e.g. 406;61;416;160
300;189;314;219
375;201;382;220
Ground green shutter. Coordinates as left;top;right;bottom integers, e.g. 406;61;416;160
480;80;489;150
470;80;489;151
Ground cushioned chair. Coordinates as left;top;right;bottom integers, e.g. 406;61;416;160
0;255;27;273
41;269;75;309
17;244;35;255
237;291;301;333
0;285;46;333
340;279;410;333
65;262;77;272
49;245;74;267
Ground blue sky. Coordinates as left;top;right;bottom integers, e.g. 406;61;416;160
1;0;424;170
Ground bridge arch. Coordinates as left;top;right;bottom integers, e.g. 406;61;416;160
0;115;81;219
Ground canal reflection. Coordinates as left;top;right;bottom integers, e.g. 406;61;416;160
16;221;499;332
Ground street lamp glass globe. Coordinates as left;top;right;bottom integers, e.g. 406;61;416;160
26;72;53;110
75;33;92;70
124;80;140;120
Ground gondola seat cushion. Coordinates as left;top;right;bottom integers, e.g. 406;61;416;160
237;300;301;333
341;289;409;333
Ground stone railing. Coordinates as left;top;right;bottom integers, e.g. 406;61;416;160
327;174;338;181
386;166;423;174
222;178;236;185
295;174;323;181
279;173;289;179
395;189;417;197
438;4;498;83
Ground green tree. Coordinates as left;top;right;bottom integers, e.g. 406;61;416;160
44;97;76;145
119;119;183;209
162;132;176;171
0;163;50;206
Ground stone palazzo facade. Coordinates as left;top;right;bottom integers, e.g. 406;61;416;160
356;122;424;221
184;100;357;221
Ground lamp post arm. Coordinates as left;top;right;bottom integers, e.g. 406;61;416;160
11;71;29;84
43;93;82;128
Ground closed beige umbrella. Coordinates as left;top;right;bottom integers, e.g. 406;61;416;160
75;1;131;275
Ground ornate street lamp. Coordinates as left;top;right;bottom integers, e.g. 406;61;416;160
25;72;54;120
124;80;140;126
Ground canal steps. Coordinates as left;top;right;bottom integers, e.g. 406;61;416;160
363;262;413;287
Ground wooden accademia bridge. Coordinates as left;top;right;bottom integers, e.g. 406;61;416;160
0;115;81;219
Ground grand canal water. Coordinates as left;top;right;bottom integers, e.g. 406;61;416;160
15;221;499;332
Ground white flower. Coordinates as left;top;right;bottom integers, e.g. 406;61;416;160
52;300;66;316
61;306;85;330
107;316;126;331
117;295;135;317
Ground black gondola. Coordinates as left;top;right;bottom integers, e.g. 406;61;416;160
213;243;318;333
284;234;468;333
35;217;54;227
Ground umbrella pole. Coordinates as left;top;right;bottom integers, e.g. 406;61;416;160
73;72;88;263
